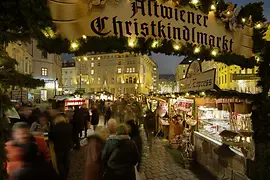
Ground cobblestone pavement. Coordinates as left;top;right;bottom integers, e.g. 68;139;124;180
139;132;216;180
68;123;216;180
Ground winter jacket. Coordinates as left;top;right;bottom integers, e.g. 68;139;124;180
9;156;61;180
50;122;73;153
102;135;140;180
72;109;85;132
84;135;105;180
91;109;99;126
5;136;51;175
144;111;156;132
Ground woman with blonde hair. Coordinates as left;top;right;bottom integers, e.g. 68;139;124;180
50;115;73;180
102;124;140;180
85;126;109;180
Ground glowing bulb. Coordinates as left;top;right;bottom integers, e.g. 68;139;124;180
255;55;260;62
82;35;87;39
242;18;246;23
78;58;81;62
83;57;88;61
211;5;216;10
191;0;199;5
128;41;135;47
194;47;200;53
255;23;262;29
152;41;158;48
91;58;94;60
70;41;79;51
201;92;205;96
173;44;180;50
185;93;190;96
227;11;231;15
211;49;218;56
87;81;89;84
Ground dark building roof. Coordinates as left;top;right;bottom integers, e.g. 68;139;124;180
159;74;175;81
62;61;75;67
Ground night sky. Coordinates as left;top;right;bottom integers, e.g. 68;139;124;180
62;0;270;75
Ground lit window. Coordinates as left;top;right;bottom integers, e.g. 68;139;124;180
118;68;122;73
98;78;100;84
127;68;130;73
91;70;94;74
132;68;135;73
153;68;156;70
41;68;48;76
98;57;101;60
91;63;94;67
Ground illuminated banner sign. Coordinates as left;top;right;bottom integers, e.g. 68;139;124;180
48;0;253;55
65;100;85;106
179;60;215;92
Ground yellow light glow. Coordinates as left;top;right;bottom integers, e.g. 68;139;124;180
211;49;218;56
194;47;200;53
173;44;180;50
70;41;79;51
210;5;216;10
82;35;87;39
255;55;260;62
191;0;199;5
185;93;190;96
83;57;88;61
87;81;90;84
255;23;263;29
152;41;158;48
128;41;135;47
201;92;205;96
227;11;231;15
242;18;246;23
78;58;81;62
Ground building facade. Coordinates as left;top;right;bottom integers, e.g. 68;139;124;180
158;74;177;94
6;42;32;75
176;58;259;94
73;52;157;96
26;40;62;101
62;62;77;94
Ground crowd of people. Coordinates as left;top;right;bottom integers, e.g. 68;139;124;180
3;99;156;180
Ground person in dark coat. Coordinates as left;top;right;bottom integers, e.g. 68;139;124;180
71;106;84;150
144;110;156;150
80;105;90;138
84;126;109;180
104;106;112;126
91;107;99;131
9;142;61;180
126;120;142;172
102;124;140;180
50;115;73;180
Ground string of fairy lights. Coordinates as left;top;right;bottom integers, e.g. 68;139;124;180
41;0;265;64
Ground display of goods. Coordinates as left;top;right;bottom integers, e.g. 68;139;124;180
186;118;197;126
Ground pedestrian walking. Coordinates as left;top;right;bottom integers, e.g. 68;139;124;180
50;115;73;180
104;106;112;126
91;106;99;131
71;106;84;150
107;119;117;134
30;114;51;136
80;104;90;138
5;122;51;175
126;120;142;172
144;110;156;151
84;126;109;180
9;142;61;180
102;124;140;180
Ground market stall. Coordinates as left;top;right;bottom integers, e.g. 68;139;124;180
194;98;253;180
